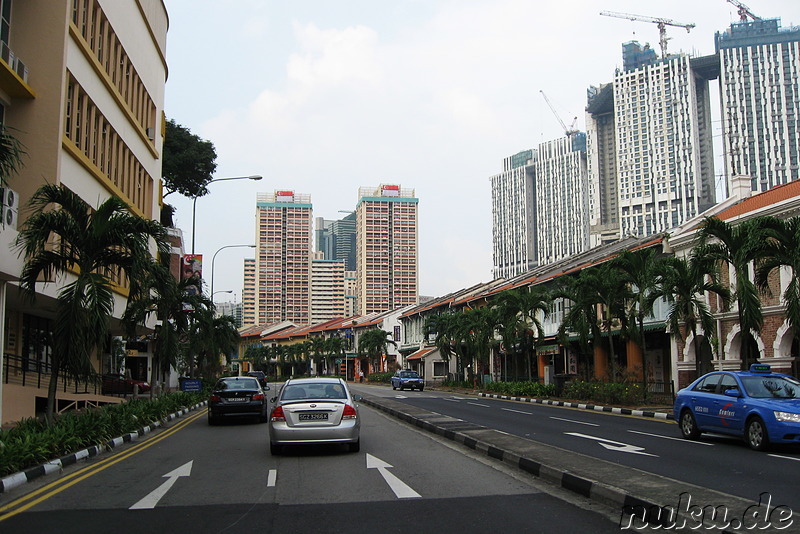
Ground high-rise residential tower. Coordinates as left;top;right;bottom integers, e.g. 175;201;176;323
241;258;256;326
311;251;346;323
716;18;800;192
491;149;537;279
253;191;313;325
355;185;418;315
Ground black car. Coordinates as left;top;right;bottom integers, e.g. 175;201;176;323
245;370;268;387
208;376;270;425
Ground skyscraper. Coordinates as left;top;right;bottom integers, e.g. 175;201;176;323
242;258;256;326
355;185;418;314
491;149;537;279
587;43;716;243
253;191;313;325
311;252;346;323
716;18;800;192
315;211;356;270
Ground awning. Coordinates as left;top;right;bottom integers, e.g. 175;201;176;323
407;346;437;361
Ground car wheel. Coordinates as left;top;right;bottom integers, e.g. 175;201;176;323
746;417;769;451
679;410;700;440
419;387;424;392
392;384;396;390
348;439;360;453
270;442;282;455
399;385;404;391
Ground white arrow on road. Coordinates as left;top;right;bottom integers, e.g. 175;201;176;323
130;460;193;509
366;454;420;499
565;432;658;457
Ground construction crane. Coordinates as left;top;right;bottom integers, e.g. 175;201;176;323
600;11;695;59
726;0;760;22
539;90;578;138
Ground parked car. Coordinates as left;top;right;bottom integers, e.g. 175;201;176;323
101;373;151;395
391;369;424;391
268;377;361;454
673;364;800;451
208;376;270;425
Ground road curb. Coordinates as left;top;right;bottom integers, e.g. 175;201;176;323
0;401;207;494
477;392;672;420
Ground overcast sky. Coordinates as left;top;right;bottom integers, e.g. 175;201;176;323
163;0;800;305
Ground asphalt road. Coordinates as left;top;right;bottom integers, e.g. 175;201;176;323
351;384;800;512
0;400;622;534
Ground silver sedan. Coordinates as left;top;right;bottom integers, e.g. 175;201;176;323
268;377;361;455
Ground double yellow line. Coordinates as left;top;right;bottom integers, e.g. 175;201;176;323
0;408;207;521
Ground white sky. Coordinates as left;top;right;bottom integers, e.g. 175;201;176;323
163;0;800;304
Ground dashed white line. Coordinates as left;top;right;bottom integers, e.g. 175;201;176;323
502;408;532;415
628;430;713;445
267;469;277;487
468;402;491;408
550;416;599;427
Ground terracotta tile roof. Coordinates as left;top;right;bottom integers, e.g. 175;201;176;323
406;346;437;361
717;180;800;221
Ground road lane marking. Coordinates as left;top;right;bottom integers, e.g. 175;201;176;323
502;408;532;415
0;409;206;521
130;461;193;509
468;402;490;408
565;432;658;457
769;454;800;462
628;430;713;445
267;469;277;487
366;454;420;499
441;398;461;402
550;416;599;426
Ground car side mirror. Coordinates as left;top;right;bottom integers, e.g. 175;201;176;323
270;397;277;403
723;388;741;398
263;385;270;391
353;394;363;402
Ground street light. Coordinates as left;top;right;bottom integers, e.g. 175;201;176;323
210;244;256;297
212;290;233;300
191;175;262;253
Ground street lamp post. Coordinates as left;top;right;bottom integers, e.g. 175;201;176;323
191;175;262;254
212;289;233;300
210;244;256;297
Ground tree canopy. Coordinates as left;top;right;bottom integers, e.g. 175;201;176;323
161;119;217;199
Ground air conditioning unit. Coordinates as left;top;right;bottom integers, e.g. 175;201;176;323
0;187;18;210
13;58;28;83
145;127;155;140
1;205;17;230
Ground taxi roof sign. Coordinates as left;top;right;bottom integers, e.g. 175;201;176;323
749;364;771;373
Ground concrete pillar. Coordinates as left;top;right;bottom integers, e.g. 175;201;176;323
594;344;608;380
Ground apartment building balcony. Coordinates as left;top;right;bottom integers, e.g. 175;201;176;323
0;41;34;99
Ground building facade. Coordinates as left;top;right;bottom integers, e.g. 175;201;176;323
491;149;537;279
355;184;419;315
716;18;800;193
311;252;346;323
253;191;313;325
241;257;256;326
0;0;169;424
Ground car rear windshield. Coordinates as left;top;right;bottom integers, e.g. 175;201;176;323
217;378;260;390
282;383;346;400
741;376;800;399
400;371;419;378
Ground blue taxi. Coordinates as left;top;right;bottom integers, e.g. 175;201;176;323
673;364;800;450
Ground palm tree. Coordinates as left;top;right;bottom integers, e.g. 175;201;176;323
554;268;603;380
755;216;800;338
696;216;769;368
612;248;664;379
15;184;169;422
492;287;550;380
649;254;730;375
358;328;396;374
0;125;25;186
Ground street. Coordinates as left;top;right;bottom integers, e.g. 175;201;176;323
0;399;621;534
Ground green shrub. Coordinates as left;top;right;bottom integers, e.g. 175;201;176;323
484;381;556;397
0;391;206;478
366;372;393;383
562;380;645;405
440;379;473;389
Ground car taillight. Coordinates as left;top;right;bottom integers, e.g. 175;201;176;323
342;404;357;420
270;406;285;422
252;393;264;401
210;394;221;402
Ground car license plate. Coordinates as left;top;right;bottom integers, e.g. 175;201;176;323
227;397;247;402
299;412;328;421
